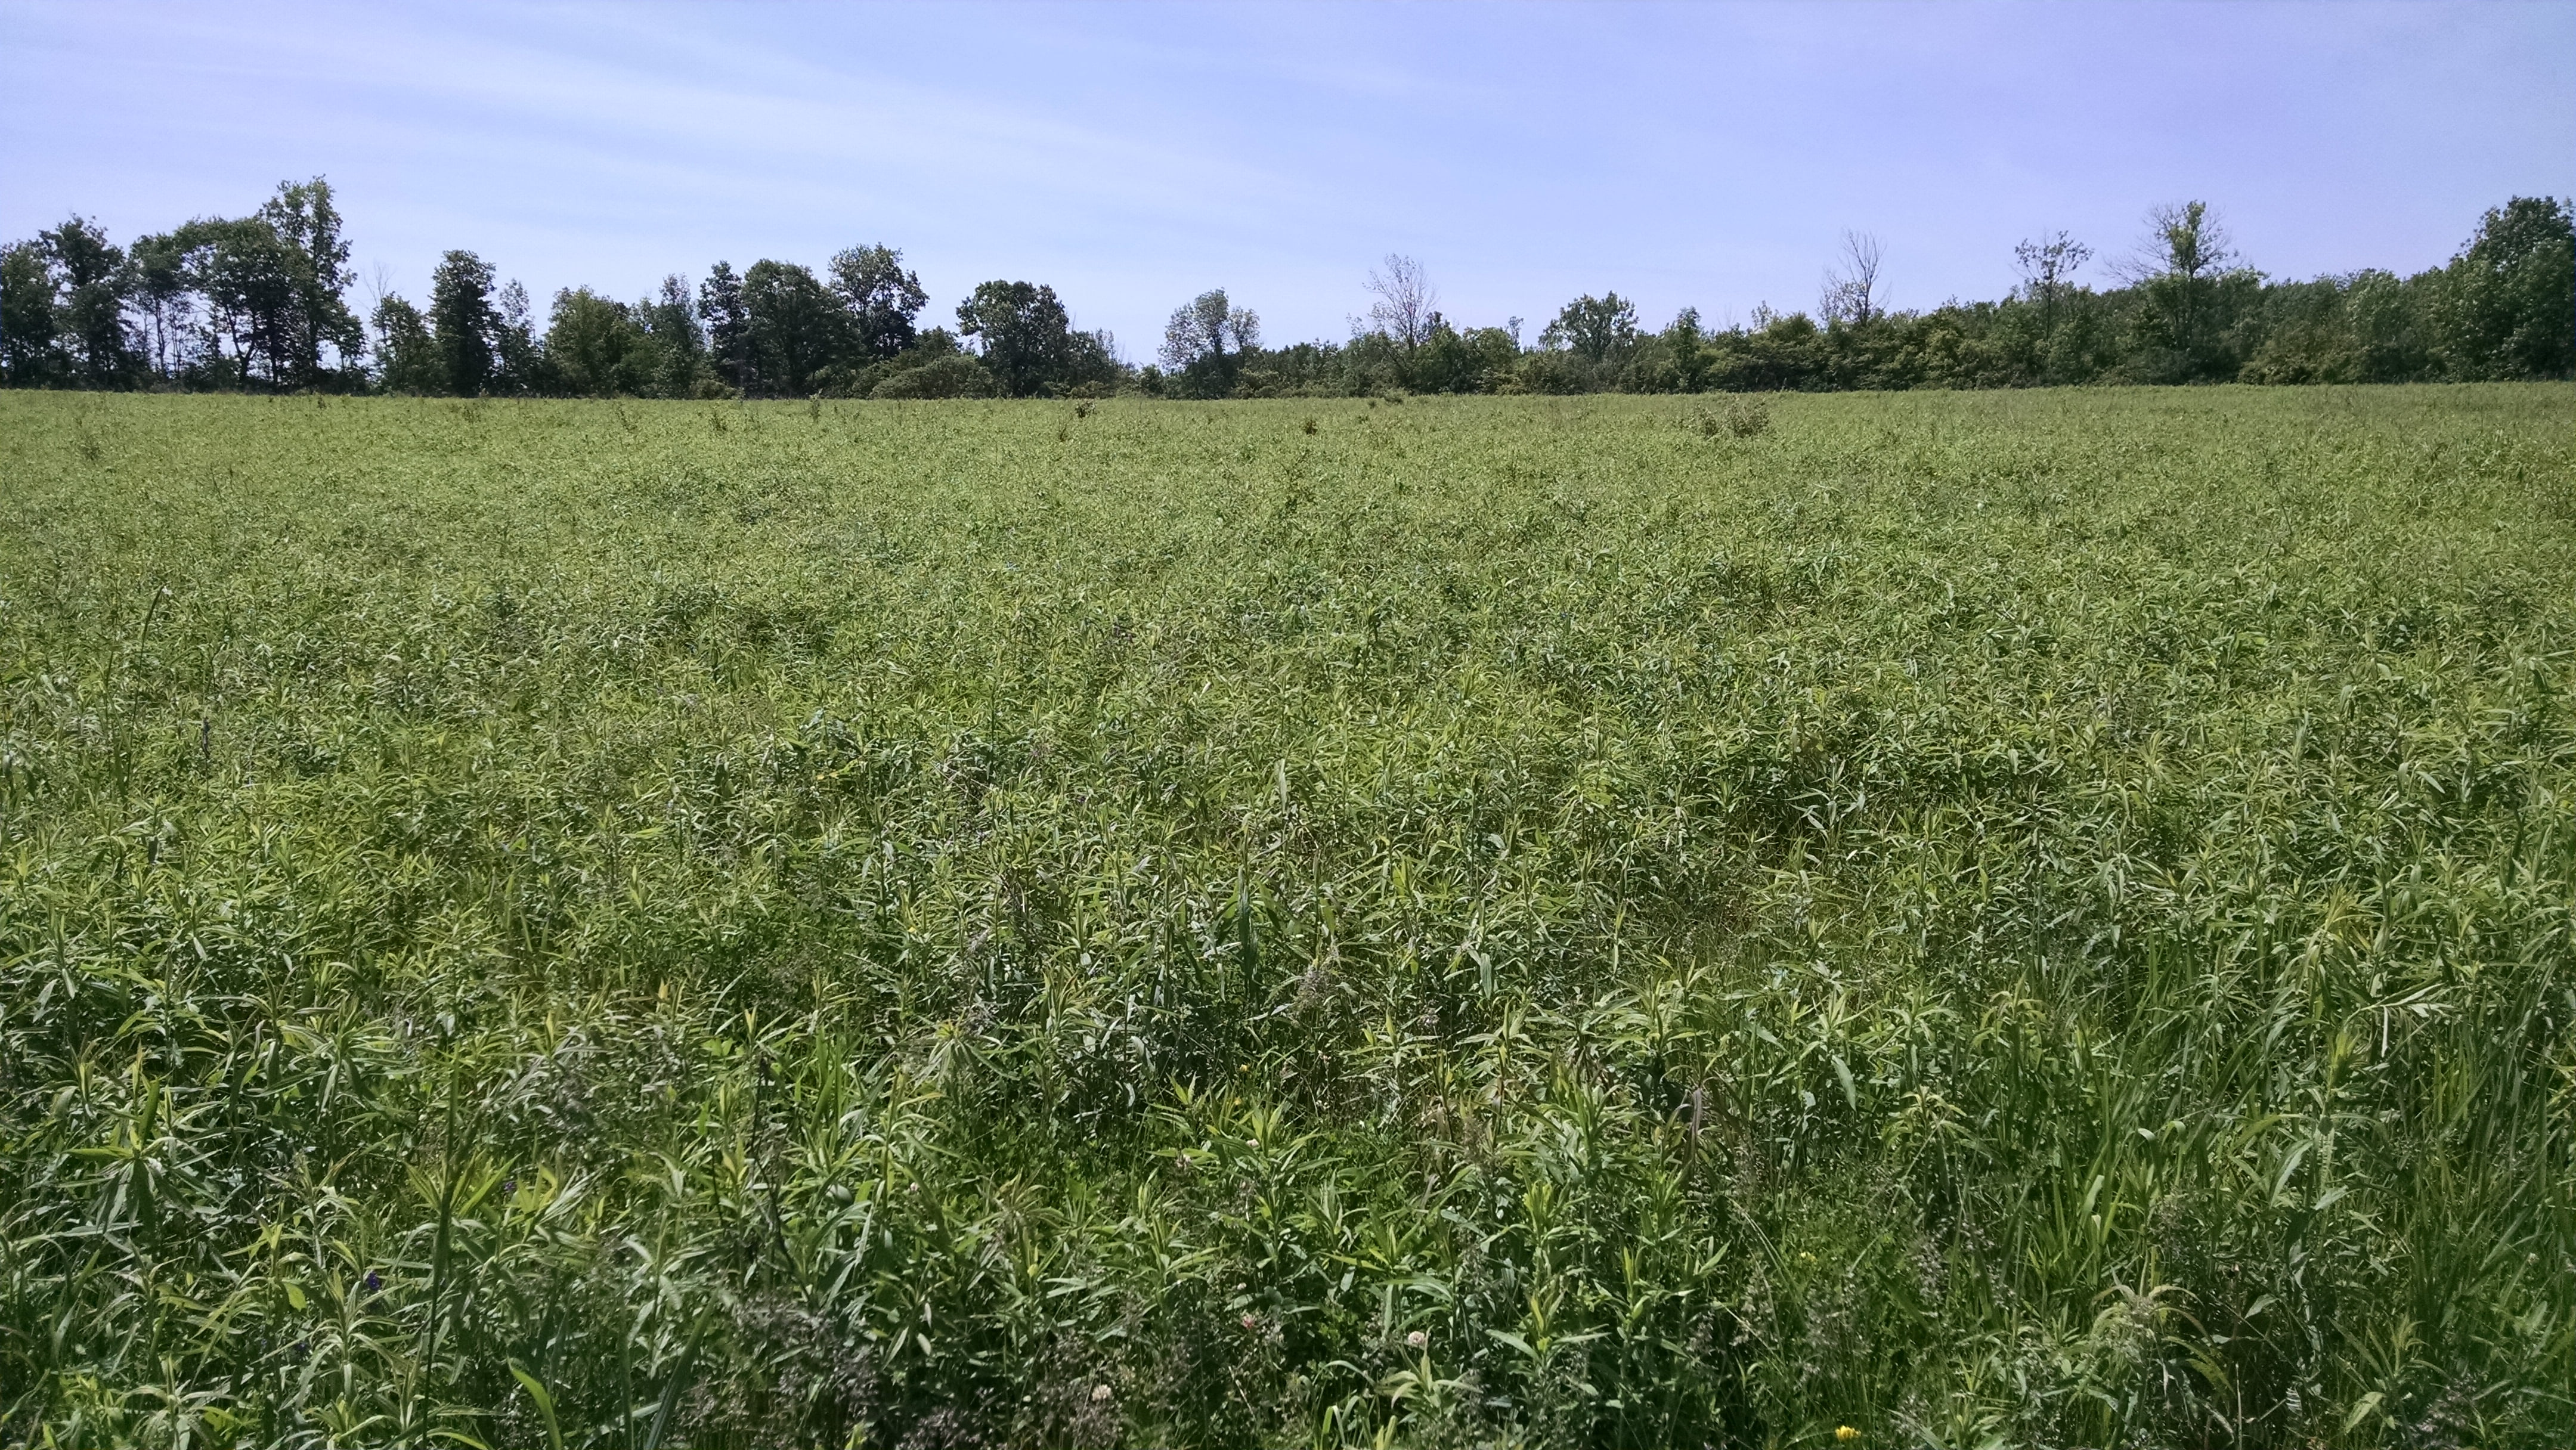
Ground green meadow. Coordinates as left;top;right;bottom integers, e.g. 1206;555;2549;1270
2;386;2571;1448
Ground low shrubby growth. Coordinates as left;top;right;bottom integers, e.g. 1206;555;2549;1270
1;385;2571;1447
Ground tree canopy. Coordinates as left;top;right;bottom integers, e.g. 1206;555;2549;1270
4;188;2566;397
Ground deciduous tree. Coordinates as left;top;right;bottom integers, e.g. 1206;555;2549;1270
1366;254;1436;351
958;280;1076;396
39;216;135;386
1159;287;1260;395
696;262;752;394
829;245;929;360
1541;293;1639;363
742;259;847;396
0;241;60;385
429;250;501;395
1820;230;1885;326
2432;196;2573;380
253;178;363;387
546;287;657;396
369;293;441;394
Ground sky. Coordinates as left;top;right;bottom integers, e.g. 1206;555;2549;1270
5;1;2571;355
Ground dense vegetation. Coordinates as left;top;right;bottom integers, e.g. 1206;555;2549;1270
3;385;2571;1447
5;182;2568;400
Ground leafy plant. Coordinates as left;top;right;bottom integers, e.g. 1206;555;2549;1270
1;385;2569;1448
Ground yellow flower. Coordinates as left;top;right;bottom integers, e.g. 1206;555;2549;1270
1835;1428;1860;1443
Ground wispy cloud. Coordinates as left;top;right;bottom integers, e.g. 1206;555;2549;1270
5;0;2568;345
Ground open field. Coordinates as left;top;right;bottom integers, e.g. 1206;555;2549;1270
3;386;2572;1448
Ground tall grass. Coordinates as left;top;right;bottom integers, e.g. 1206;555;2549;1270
2;386;2570;1447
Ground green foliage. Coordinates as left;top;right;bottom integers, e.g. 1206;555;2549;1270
250;178;365;388
181;215;310;388
2117;205;2262;385
865;344;998;400
13;189;2566;401
638;274;708;398
696;261;753;395
741;260;849;398
2432;196;2576;381
2;387;2570;1448
429;250;503;396
37;216;136;386
957;279;1088;398
1160;289;1262;398
544;289;663;398
126;230;199;380
27;178;374;392
1540;294;1641;365
0;240;63;385
829;246;930;361
369;294;442;395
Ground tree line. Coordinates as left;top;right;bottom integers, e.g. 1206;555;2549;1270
4;179;2567;398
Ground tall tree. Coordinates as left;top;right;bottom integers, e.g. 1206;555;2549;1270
254;178;363;386
492;280;546;394
1663;306;1710;391
640;274;707;395
1159;287;1259;394
1819;230;1885;326
370;293;441;394
0;240;60;385
1366;255;1436;351
2014;233;2090;332
185;216;302;386
2125;201;2239;375
127;230;197;381
2432;196;2574;380
429;250;501;395
642;274;701;355
546;287;655;396
1541;293;1640;363
696;262;752;393
829;245;929;360
40;216;135;386
956;280;1076;397
741;260;847;396
2014;230;2092;380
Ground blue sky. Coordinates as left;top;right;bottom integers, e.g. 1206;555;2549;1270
5;1;2569;354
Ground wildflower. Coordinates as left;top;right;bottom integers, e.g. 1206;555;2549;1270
1091;1383;1113;1403
1244;1137;1259;1148
1405;1330;1428;1348
363;1270;382;1293
1241;1313;1259;1330
1835;1429;1859;1443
